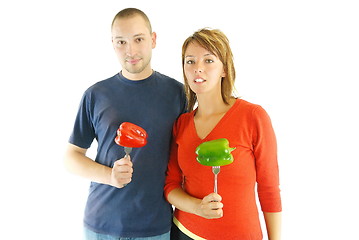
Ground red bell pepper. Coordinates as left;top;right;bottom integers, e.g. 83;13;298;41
114;122;148;148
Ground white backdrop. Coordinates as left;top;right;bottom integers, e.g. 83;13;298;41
1;0;358;239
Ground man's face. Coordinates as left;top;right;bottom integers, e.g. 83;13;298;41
111;15;156;80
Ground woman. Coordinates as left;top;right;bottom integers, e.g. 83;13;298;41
164;28;282;240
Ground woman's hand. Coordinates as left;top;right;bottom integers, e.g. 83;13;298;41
195;193;224;219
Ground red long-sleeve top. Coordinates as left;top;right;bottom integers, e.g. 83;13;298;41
164;99;282;240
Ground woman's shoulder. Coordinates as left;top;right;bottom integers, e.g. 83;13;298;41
232;98;272;123
177;111;194;124
235;98;263;112
172;111;194;135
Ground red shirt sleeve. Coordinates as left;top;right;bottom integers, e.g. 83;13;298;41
252;106;282;212
164;120;183;200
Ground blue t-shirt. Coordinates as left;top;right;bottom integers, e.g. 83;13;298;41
69;71;186;237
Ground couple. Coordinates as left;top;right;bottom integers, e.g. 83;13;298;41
65;8;282;240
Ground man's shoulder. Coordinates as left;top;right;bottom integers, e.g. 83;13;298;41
154;71;183;86
85;74;119;92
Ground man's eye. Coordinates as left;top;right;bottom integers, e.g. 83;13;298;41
136;38;144;43
186;60;194;64
118;41;126;45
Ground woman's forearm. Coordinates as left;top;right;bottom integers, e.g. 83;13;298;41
167;188;223;219
263;212;282;240
167;188;202;215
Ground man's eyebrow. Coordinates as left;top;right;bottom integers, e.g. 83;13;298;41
113;33;146;39
133;33;145;37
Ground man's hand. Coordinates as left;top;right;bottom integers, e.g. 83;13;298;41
110;156;133;188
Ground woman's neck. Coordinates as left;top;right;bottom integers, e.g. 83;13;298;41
196;93;235;118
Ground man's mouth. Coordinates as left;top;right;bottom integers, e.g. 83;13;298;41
127;58;141;64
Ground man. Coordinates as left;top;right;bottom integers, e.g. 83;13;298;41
65;8;186;239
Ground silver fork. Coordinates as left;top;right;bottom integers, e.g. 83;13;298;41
122;147;132;187
124;147;132;159
212;166;221;193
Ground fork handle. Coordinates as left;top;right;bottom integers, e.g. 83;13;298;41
214;173;218;193
124;147;132;159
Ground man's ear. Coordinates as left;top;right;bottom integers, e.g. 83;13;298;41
111;36;115;49
151;32;157;49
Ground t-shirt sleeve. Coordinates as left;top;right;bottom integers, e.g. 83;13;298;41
252;106;282;212
68;91;96;149
180;87;188;115
164;121;184;200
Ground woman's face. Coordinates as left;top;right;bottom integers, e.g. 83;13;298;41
183;42;226;96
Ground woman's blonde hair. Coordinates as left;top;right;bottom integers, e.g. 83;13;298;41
182;28;236;111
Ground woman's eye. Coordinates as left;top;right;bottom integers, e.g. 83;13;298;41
186;60;194;64
118;41;126;45
206;59;214;63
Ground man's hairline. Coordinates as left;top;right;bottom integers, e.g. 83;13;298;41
111;14;152;33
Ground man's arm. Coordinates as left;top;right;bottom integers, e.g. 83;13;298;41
64;143;132;188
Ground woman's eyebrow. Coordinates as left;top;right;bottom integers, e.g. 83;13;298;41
185;53;213;58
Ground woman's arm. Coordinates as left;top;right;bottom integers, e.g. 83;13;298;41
263;212;282;240
252;107;282;239
167;188;223;219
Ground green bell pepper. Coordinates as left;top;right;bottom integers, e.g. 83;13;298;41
195;138;236;166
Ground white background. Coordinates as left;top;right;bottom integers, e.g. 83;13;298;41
1;0;358;239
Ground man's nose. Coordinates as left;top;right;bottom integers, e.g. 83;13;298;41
125;43;136;56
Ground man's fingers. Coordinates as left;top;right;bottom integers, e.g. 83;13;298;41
114;157;133;168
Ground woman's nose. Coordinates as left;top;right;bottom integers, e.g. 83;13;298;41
194;63;204;73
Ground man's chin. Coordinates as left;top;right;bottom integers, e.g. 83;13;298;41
125;65;144;74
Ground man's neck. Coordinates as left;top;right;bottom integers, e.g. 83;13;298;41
121;69;153;81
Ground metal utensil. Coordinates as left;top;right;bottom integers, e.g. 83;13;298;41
212;166;221;193
121;147;132;187
124;147;132;158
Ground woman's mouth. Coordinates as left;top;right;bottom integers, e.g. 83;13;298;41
194;78;206;83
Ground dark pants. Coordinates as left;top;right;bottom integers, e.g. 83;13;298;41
170;222;193;240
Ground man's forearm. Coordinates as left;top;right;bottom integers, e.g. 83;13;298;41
64;144;112;185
